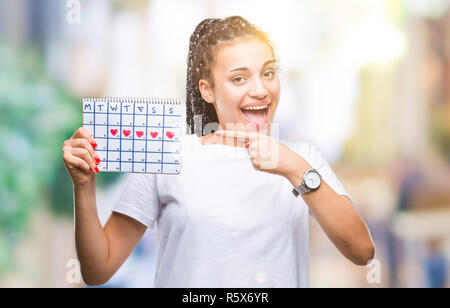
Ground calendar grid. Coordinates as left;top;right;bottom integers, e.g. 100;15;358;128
84;112;181;117
132;103;135;172
93;99;96;172
86;150;178;154
119;100;122;172
80;124;180;128
161;104;165;173
144;103;148;173
106;99;109;171
82;97;182;174
90;137;178;143
92;161;179;165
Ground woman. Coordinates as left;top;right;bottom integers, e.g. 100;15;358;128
63;16;374;287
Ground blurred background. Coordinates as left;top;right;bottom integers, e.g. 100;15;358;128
1;0;450;288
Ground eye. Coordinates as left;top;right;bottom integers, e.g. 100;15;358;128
263;70;275;78
232;76;246;84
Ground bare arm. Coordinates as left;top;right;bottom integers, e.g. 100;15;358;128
73;181;147;285
65;127;147;286
284;153;375;266
215;130;375;266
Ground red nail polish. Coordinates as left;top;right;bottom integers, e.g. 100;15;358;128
95;157;101;164
95;166;99;173
216;133;221;137
91;142;97;149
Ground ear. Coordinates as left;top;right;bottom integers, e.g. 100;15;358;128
198;79;215;104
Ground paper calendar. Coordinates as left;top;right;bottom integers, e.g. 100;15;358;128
82;97;182;174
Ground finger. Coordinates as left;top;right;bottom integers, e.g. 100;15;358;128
71;127;98;149
63;152;91;173
248;142;258;157
215;130;258;142
70;138;101;164
71;148;99;173
215;130;247;141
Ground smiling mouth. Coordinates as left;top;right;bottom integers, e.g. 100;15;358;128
240;103;271;127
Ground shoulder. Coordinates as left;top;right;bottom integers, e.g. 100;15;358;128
181;133;200;148
282;139;353;202
121;172;157;189
281;139;325;165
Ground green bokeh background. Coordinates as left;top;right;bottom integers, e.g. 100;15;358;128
0;43;120;275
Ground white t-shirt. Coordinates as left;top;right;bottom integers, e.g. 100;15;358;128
112;133;352;288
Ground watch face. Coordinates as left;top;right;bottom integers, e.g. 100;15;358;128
304;171;321;189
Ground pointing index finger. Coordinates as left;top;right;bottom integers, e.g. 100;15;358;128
215;130;258;141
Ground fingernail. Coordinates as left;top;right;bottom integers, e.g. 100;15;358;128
216;132;221;137
95;166;99;173
95;156;101;164
91;142;97;149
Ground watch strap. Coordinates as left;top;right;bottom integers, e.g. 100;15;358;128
292;182;311;197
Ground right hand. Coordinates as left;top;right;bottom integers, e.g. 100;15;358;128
63;127;101;187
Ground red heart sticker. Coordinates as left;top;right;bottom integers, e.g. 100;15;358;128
136;131;144;138
166;131;175;139
123;130;131;137
150;132;158;138
110;129;118;136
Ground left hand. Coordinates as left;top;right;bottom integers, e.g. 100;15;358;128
215;130;311;178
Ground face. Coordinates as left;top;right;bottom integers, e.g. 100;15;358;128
199;37;280;133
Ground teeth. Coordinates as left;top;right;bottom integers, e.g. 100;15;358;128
242;104;269;111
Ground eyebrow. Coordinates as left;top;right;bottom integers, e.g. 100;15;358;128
229;60;276;73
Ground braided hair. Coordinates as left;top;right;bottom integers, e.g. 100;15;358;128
186;16;276;136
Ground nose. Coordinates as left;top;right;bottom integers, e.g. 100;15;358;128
248;77;268;99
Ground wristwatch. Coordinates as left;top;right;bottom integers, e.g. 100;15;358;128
292;169;322;197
